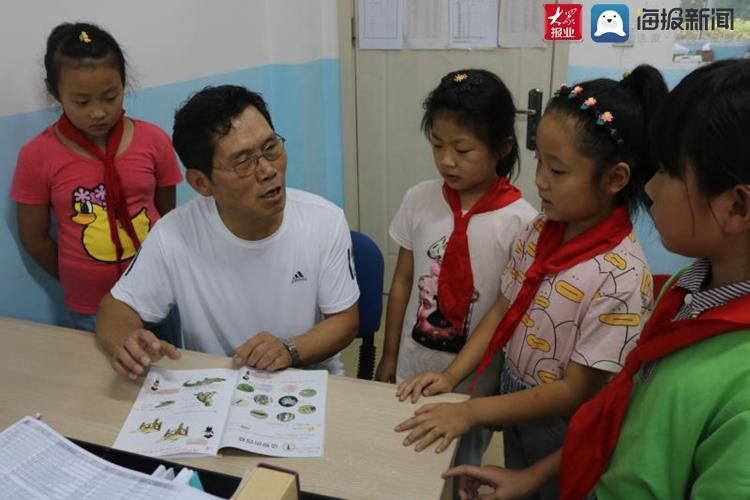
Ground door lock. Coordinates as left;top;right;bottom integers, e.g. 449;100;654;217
516;88;543;151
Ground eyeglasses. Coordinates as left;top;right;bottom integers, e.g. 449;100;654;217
213;133;286;178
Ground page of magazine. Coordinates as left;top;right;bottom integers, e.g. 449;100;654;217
220;367;327;457
114;368;237;457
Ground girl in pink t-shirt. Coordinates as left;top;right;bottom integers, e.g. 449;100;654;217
10;22;182;331
396;65;667;499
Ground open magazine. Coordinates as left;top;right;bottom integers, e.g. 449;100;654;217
114;367;327;458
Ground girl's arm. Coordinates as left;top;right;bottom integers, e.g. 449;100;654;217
375;247;414;383
396;293;510;402
444;293;510;388
154;186;176;216
397;360;610;452
16;203;59;279
468;360;611;426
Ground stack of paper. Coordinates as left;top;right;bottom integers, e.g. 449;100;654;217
0;417;220;499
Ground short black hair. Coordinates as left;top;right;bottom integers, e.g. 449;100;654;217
421;69;519;178
44;22;126;98
650;58;750;197
172;85;274;177
546;64;667;213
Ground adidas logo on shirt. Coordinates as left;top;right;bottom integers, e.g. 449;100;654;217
291;271;307;283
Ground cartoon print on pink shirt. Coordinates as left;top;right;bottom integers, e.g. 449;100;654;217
70;183;151;262
412;236;478;353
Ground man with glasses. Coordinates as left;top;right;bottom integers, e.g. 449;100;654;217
96;85;359;380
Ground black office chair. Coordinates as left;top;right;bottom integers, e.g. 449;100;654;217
350;231;384;380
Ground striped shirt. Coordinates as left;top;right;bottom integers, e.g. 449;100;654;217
642;258;750;381
673;258;750;321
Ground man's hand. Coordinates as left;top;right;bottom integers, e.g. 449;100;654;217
442;464;539;500
394;401;473;453
233;331;292;371
396;371;456;403
112;329;180;380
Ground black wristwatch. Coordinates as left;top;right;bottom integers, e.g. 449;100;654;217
282;339;301;366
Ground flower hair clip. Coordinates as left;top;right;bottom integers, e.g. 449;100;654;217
580;97;597;110
597;111;614;125
442;71;485;93
554;83;625;148
79;31;92;43
552;84;583;98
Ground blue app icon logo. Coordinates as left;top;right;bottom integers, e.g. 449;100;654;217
591;4;629;43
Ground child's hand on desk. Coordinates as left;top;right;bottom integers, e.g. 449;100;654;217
394;401;472;453
442;464;536;500
113;329;180;380
396;371;456;403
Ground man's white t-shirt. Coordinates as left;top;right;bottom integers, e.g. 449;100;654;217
111;188;360;374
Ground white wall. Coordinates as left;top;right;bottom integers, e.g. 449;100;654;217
0;0;338;117
569;0;683;72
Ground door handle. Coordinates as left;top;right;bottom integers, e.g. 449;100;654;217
516;88;543;151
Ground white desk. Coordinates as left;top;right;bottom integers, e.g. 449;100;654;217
0;317;466;499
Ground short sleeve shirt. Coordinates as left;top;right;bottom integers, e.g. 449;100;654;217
502;215;653;386
111;190;360;374
390;179;537;394
10;119;183;313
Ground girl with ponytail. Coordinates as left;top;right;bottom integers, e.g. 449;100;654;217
397;65;667;500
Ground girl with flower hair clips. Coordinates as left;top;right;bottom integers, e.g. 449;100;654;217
397;65;666;499
11;22;182;332
444;58;750;500
376;69;537;468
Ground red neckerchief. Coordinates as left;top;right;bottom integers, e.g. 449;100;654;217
472;206;633;385
437;177;522;332
560;283;750;500
57;111;140;263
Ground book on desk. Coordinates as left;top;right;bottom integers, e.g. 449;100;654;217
114;367;327;459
